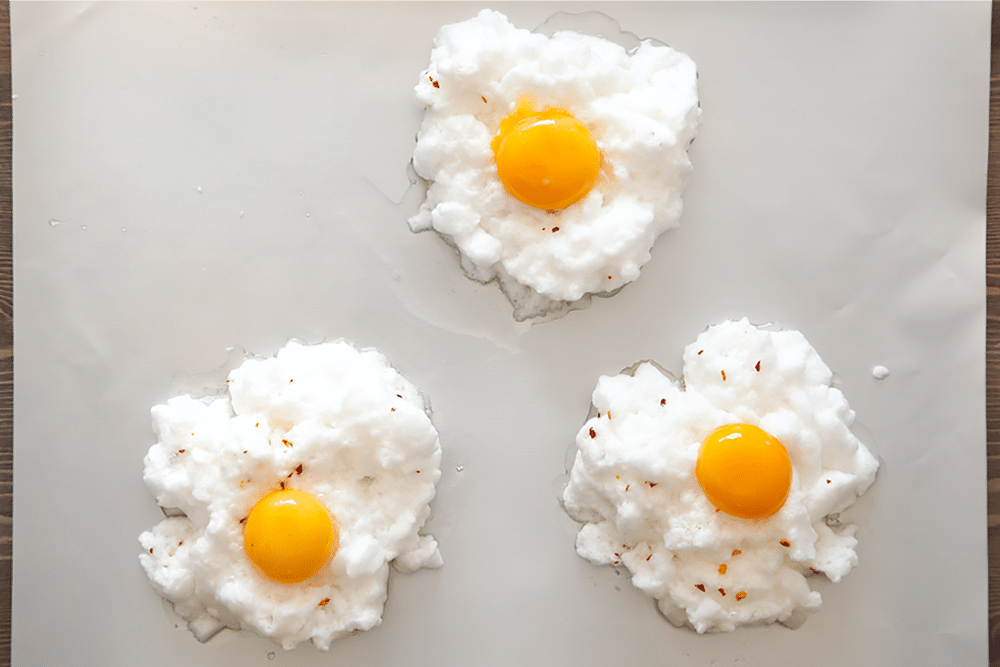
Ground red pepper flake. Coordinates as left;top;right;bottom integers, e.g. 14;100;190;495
149;548;154;553
625;484;630;492
721;370;727;381
646;554;652;561
239;517;247;524
280;481;286;490
607;411;612;420
396;394;402;398
660;398;666;405
827;479;831;484
243;450;247;454
178;541;183;546
718;564;727;574
296;464;303;475
718;588;726;596
755;360;761;372
551;226;560;232
648;482;658;488
416;470;421;474
608;275;612;280
732;548;742;556
282;439;293;448
698;349;704;355
780;539;790;548
289;379;293;383
318;598;330;607
735;591;747;601
810;567;821;574
428;76;439;88
589;427;596;439
255;422;259;427
481;95;488;103
695;584;706;592
391;407;396;412
287;471;294;478
178;449;186;454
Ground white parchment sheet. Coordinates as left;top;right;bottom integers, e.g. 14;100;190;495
11;3;989;666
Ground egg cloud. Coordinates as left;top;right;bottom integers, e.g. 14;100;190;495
139;340;443;650
409;9;700;320
562;319;879;632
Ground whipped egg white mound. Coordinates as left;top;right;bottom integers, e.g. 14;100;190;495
562;319;879;632
139;340;443;650
409;9;700;321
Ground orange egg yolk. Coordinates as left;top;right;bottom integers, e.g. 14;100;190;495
491;98;601;210
243;488;337;584
696;423;792;520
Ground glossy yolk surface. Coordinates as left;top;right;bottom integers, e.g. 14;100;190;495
243;488;337;584
696;423;792;520
491;98;601;210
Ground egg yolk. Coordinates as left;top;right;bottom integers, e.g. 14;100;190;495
491;97;601;210
696;423;792;520
243;488;337;584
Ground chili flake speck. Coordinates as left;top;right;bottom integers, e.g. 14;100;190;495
732;548;742;556
589;427;596;439
318;598;330;607
718;588;726;596
780;540;790;548
296;464;303;475
695;584;706;592
721;370;727;381
755;360;761;372
735;591;747;601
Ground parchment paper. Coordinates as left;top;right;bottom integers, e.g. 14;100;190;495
11;3;990;665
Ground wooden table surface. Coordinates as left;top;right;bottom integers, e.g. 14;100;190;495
0;2;994;665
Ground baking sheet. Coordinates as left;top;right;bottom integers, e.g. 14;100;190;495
10;2;989;665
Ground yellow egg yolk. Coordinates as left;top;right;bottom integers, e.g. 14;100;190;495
696;423;792;520
491;98;601;210
243;488;337;584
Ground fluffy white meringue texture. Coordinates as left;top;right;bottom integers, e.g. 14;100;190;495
139;340;443;651
409;9;700;321
562;318;879;633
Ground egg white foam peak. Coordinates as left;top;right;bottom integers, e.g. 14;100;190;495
561;318;879;633
139;340;443;651
409;9;699;320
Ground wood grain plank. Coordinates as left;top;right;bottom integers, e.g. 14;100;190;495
0;1;12;665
